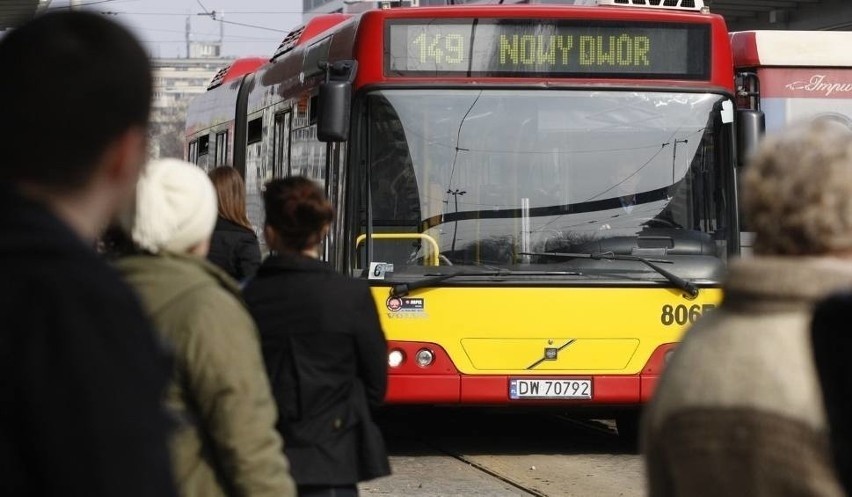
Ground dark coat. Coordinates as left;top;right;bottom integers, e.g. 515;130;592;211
812;292;852;497
243;254;390;486
207;216;261;281
0;185;176;497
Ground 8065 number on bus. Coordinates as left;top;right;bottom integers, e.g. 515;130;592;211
660;304;716;326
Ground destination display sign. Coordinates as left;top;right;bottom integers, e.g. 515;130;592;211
385;20;710;79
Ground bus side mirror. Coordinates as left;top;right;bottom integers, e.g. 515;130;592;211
317;80;351;142
317;60;357;143
736;109;765;168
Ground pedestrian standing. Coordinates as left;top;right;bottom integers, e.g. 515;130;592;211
207;166;261;281
116;159;296;497
244;177;391;497
0;11;176;497
642;119;852;497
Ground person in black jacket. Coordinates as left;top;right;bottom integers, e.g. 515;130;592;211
207;166;261;281
243;177;390;497
0;11;176;497
811;292;852;496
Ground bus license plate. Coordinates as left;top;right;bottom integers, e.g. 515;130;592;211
509;379;592;400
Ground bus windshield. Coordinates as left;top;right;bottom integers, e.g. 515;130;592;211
359;89;733;281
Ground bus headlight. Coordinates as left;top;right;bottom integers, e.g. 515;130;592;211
388;349;405;368
415;348;435;367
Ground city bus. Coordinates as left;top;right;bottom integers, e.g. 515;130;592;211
186;0;751;439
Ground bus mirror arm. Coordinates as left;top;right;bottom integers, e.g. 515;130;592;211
318;59;358;83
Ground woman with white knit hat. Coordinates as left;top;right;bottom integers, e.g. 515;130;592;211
115;158;296;497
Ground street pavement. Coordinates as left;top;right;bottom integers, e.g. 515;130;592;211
359;409;645;497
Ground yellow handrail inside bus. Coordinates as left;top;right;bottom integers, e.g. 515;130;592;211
355;233;440;267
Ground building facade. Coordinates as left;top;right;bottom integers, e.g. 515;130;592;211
149;41;233;159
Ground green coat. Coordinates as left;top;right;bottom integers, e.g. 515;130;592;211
116;252;296;497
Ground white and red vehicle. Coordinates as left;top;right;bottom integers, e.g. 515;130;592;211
732;30;852;133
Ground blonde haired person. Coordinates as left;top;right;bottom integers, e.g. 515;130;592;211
207;166;261;281
643;119;852;497
116;159;296;497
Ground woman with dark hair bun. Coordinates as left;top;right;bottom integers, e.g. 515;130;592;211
207;166;261;281
243;177;390;497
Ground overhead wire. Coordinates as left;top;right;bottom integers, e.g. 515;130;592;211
99;11;305;16
48;0;139;8
215;19;287;33
139;26;278;40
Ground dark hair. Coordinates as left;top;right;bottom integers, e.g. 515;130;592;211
263;177;334;252
209;166;252;231
0;11;152;192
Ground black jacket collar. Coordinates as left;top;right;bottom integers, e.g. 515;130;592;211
258;252;334;276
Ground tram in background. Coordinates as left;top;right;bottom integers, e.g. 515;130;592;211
186;0;758;439
731;30;852;254
732;30;852;135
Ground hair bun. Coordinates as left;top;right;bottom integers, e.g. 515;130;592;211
263;177;334;251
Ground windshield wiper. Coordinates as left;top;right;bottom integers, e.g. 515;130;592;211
389;271;495;297
520;251;699;298
388;269;580;297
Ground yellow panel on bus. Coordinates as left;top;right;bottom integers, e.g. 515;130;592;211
372;286;722;376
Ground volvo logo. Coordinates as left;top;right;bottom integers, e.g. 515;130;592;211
527;339;576;370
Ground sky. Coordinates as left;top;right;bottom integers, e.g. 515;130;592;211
47;0;305;58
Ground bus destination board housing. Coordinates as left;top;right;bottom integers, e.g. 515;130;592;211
385;20;710;79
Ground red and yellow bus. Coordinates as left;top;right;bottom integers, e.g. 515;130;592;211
187;0;748;438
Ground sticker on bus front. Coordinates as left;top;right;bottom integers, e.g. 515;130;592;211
386;296;424;313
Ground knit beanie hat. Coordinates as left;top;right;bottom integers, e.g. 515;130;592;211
123;158;218;254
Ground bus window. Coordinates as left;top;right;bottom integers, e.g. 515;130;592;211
274;111;291;178
247;118;262;144
291;126;327;182
214;131;228;166
188;140;197;163
197;135;210;171
309;95;319;126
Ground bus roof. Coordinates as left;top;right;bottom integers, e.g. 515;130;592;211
239;2;734;113
207;57;267;90
732;30;852;68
